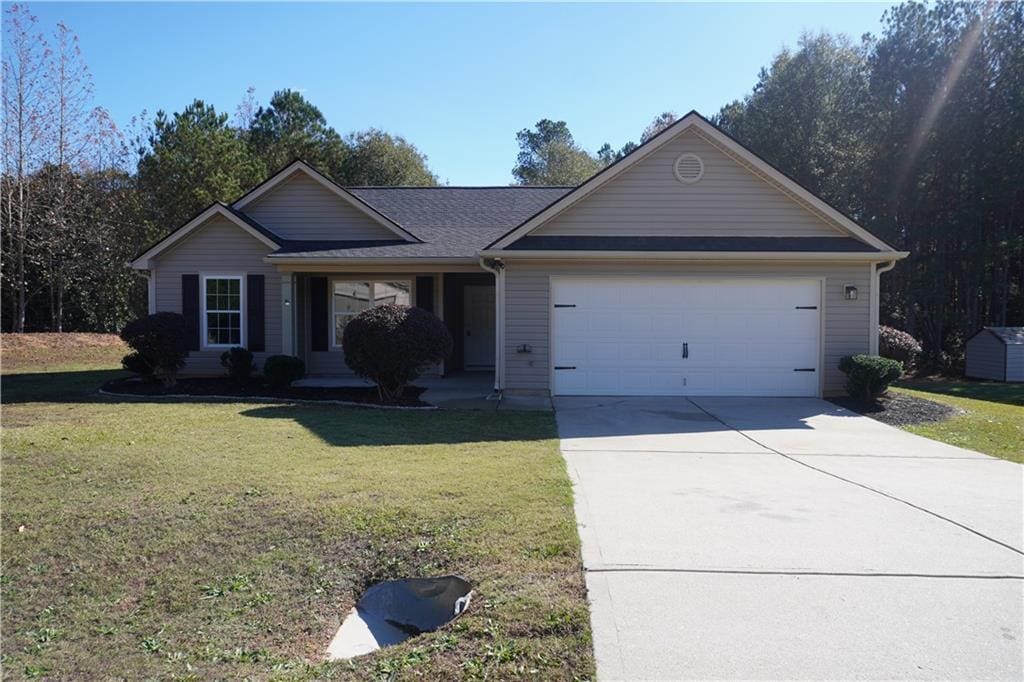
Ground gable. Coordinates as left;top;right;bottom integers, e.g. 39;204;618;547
153;214;274;265
533;128;846;239
488;112;902;255
242;171;401;241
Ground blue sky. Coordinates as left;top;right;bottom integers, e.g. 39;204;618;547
15;2;892;185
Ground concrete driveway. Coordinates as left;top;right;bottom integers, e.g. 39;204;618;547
555;396;1023;680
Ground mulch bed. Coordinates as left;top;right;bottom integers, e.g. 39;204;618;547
829;392;963;426
101;376;429;407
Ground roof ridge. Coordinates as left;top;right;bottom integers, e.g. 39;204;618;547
347;185;576;190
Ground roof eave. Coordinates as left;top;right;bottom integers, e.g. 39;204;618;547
263;255;480;266
479;250;910;261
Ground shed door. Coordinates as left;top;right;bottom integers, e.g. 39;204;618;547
551;277;821;396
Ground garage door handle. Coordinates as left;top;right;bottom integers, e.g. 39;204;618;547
682;342;689;359
793;368;816;372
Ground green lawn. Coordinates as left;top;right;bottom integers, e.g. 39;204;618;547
893;379;1024;464
0;335;593;680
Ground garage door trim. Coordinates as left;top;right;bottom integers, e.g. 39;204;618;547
548;275;826;397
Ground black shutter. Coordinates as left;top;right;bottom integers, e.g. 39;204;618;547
415;276;434;312
182;274;200;351
310;276;328;352
247;274;265;352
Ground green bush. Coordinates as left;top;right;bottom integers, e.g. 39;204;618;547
263;355;305;389
121;351;153;378
119;313;190;386
878;325;922;368
220;346;256;383
342;304;453;400
838;354;903;402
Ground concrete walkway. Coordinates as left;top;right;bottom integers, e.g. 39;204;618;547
555;396;1023;681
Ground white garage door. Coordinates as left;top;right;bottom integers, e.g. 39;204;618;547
551;277;821;396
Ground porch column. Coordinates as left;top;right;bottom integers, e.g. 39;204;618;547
280;273;295;356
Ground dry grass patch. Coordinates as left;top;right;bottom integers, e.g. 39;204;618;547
1;333;126;373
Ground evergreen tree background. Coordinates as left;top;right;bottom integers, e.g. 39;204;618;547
3;1;1022;373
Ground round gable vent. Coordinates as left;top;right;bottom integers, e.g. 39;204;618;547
674;153;704;184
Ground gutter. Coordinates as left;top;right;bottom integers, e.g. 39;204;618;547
264;256;479;266
478;256;505;394
869;260;898;354
478;250;911;262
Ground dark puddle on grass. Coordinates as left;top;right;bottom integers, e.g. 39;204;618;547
327;575;472;659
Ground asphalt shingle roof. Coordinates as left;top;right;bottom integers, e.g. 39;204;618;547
258;186;882;260
267;186;570;259
348;187;571;230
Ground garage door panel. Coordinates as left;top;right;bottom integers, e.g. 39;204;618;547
552;277;821;397
588;342;621;364
553;339;585;365
621;312;654;335
590;312;621;333
651;313;684;335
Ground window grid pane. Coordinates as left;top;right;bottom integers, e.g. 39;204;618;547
204;278;242;346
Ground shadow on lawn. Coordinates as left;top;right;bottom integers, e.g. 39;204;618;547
240;403;555;446
1;369;126;404
897;379;1024;407
1;369;557;445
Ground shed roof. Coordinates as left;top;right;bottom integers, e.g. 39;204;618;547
975;327;1024;345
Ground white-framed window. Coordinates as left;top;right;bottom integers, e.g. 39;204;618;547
332;279;412;347
202;275;245;348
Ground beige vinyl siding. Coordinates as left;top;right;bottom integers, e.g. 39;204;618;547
966;332;1007;381
153;215;281;375
534;129;847;238
503;261;872;396
244;172;398;241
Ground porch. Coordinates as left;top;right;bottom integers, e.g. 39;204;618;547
279;270;497;381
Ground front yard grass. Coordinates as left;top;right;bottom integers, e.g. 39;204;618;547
892;379;1024;464
0;335;593;680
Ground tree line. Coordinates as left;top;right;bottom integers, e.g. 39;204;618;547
1;4;438;334
4;1;1022;371
511;1;1023;371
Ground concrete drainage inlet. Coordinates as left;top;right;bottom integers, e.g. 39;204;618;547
327;575;473;660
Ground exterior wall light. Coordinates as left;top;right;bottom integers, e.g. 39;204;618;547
844;285;858;300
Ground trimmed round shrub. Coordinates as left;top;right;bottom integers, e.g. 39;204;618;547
342;304;453;399
838;354;903;402
119;312;190;386
220;346;256;383
263;355;305;389
878;325;922;369
121;351;152;378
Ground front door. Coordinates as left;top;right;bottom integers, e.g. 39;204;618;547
463;285;496;369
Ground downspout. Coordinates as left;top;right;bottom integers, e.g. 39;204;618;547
870;260;897;354
478;256;505;394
